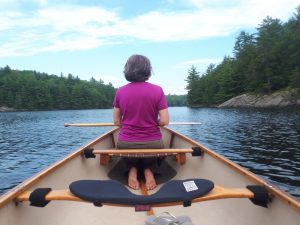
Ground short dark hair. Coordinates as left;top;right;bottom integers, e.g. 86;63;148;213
123;55;152;82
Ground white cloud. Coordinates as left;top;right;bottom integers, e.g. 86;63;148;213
112;6;256;42
31;0;48;6
176;58;223;69
0;0;16;3
0;1;299;56
0;0;48;7
187;0;299;21
164;85;187;95
35;6;118;30
0;5;121;56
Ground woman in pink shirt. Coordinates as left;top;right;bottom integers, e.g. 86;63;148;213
113;55;169;190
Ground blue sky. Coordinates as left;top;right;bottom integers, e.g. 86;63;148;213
1;0;299;94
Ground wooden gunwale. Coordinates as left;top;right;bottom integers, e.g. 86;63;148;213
162;126;300;212
0;127;119;209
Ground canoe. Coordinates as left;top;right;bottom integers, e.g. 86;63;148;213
0;127;299;225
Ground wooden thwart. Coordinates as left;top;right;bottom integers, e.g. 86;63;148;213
15;185;254;207
87;148;195;166
91;149;194;155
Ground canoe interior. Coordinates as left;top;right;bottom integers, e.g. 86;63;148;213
0;127;299;225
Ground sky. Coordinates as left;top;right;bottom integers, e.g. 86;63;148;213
0;0;299;94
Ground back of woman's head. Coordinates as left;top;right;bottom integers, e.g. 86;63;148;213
124;55;152;82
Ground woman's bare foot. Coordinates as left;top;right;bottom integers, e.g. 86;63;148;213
128;167;140;190
144;168;157;190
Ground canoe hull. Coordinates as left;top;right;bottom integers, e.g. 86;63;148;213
0;127;299;225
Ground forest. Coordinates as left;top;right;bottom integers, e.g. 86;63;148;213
0;66;116;110
0;66;187;110
186;6;300;107
166;94;187;106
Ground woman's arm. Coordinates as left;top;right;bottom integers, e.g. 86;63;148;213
158;108;169;126
113;107;122;126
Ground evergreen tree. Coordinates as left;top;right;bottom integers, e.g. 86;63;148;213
256;16;284;93
185;6;300;106
185;66;200;106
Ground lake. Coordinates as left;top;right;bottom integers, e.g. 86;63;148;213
0;107;299;199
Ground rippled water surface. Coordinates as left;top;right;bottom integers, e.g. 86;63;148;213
0;107;299;199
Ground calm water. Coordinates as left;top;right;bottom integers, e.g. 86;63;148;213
0;107;299;199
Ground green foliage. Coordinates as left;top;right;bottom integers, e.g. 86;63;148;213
166;94;187;106
0;66;116;110
290;68;300;88
186;6;300;106
185;65;200;105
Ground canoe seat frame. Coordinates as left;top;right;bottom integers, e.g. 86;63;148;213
15;184;271;209
82;147;203;166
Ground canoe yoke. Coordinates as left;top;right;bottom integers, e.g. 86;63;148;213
69;179;214;208
82;147;203;165
21;179;271;210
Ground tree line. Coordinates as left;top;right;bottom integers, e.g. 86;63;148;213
186;6;300;107
0;66;187;110
166;94;187;106
0;66;116;110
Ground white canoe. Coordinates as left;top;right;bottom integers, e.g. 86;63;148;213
0;127;299;225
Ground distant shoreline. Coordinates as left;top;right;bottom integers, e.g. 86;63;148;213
2;89;300;112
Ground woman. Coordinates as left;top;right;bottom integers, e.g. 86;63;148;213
113;54;169;190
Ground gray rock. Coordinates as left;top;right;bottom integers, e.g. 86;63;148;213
218;90;300;108
0;106;16;112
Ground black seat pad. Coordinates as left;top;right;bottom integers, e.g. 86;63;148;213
69;179;214;205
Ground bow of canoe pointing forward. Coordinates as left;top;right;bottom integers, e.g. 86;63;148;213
0;127;299;225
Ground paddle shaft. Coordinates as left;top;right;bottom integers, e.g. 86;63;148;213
64;122;201;127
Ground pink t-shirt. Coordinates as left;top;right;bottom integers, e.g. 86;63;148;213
113;82;168;142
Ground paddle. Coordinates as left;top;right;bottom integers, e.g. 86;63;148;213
64;122;201;127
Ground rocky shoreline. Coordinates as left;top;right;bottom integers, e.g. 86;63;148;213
0;106;16;112
218;89;300;108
